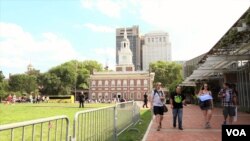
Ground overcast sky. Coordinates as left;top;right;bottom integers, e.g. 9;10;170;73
0;0;249;77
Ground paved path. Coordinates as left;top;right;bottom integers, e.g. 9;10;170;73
143;104;250;141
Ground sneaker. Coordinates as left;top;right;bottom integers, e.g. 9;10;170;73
223;121;227;125
173;124;176;128
179;127;183;130
205;122;211;129
157;126;161;131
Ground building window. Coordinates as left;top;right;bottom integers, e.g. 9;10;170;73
98;80;102;86
137;80;141;86
148;38;150;42
152;38;154;42
123;80;127;86
130;80;134;86
117;80;121;86
144;80;148;86
98;92;102;99
163;37;166;42
105;92;109;99
159;37;161;42
111;80;115;86
137;93;141;99
130;92;134;99
92;93;96;99
105;80;109;86
92;81;96;86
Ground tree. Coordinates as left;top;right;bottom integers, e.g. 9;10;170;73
39;73;62;95
9;74;37;94
0;71;4;82
149;61;183;92
82;60;103;74
0;71;8;101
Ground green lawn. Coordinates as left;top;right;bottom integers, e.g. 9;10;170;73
0;103;112;125
0;103;152;141
118;109;152;141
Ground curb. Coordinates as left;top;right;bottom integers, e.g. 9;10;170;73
142;116;154;141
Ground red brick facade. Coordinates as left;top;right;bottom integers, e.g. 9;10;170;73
89;72;155;101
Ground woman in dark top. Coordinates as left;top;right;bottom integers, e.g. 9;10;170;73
143;92;148;108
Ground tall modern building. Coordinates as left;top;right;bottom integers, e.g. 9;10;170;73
142;31;172;71
116;26;141;70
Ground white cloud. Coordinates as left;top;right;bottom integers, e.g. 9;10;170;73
82;23;115;33
0;22;79;77
94;47;116;69
80;0;94;9
80;0;123;18
136;0;250;60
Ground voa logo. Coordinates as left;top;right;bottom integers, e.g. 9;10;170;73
226;129;246;136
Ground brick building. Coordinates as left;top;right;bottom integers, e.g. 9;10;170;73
89;28;155;101
89;71;155;101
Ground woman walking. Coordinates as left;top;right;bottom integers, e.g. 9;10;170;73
198;83;213;128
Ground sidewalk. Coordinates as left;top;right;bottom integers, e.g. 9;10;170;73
143;104;250;141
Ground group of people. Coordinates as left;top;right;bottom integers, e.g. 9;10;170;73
149;82;237;131
5;94;50;104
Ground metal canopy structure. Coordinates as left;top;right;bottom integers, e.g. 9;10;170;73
182;7;250;112
182;7;250;86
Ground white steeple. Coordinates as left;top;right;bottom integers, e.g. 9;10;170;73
116;27;135;72
118;28;133;65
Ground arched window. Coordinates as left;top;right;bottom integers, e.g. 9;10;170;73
117;80;121;86
137;80;141;86
105;80;109;86
130;80;134;86
144;80;148;86
92;93;96;99
92;81;96;86
111;80;115;86
98;80;102;86
123;80;127;86
137;93;141;99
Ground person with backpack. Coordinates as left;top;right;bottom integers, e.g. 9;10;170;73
150;82;165;131
170;86;186;130
218;82;237;125
198;83;213;129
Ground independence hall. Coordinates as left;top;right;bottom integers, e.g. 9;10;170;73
89;29;155;101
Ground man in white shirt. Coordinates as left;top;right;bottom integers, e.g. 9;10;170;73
150;82;165;131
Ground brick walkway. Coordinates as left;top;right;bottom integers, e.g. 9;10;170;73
143;104;250;141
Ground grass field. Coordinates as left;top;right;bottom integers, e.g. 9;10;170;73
118;109;152;141
0;103;112;125
0;103;152;141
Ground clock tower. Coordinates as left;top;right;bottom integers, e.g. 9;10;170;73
116;28;135;72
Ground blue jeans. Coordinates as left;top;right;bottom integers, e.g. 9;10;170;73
172;108;183;128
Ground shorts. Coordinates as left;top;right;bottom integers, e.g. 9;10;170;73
153;106;164;115
199;100;212;110
223;106;236;117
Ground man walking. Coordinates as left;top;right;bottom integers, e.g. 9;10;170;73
218;83;237;125
170;86;186;130
150;82;165;131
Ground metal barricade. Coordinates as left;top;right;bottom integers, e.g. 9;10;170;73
116;101;134;136
72;101;140;141
0;115;70;141
72;106;116;141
